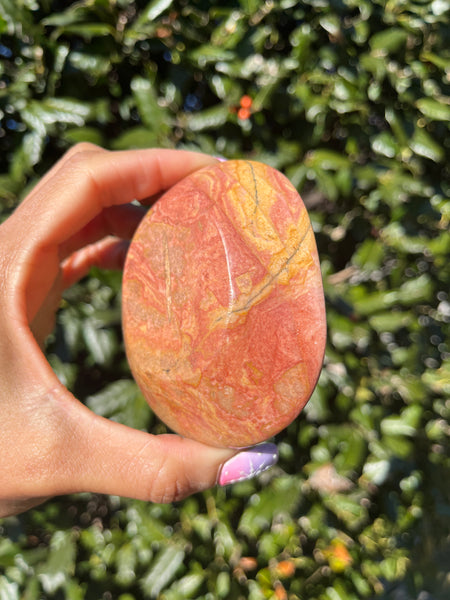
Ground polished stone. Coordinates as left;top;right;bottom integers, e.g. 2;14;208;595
122;160;326;448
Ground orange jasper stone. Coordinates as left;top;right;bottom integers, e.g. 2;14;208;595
122;160;326;448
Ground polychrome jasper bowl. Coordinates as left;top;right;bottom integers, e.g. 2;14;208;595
122;160;326;448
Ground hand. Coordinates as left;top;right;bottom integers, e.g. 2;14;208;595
0;143;278;518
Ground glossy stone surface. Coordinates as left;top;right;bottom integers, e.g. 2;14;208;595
122;160;326;448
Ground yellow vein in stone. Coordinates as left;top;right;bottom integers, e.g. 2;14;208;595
237;161;287;250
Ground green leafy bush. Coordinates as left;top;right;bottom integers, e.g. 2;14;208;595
1;1;449;599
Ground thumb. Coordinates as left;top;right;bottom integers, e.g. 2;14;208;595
51;393;278;503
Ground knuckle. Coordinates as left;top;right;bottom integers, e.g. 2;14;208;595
58;145;104;203
63;145;99;173
65;141;101;158
61;143;110;197
140;452;196;504
146;475;192;504
60;142;105;180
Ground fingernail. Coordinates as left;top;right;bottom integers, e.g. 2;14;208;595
218;442;278;486
213;155;227;162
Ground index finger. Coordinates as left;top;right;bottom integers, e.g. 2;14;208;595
13;144;217;248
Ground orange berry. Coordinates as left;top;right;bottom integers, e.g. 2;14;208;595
238;556;258;571
274;582;287;600
237;107;251;120
156;27;171;38
275;559;296;578
240;95;253;109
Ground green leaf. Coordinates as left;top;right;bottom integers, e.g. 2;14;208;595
210;11;246;49
353;238;385;271
335;429;368;473
185;105;229;132
369;28;408;54
64;580;86;600
69;51;112;77
369;311;412;333
382;222;430;254
410;126;444;162
0;538;21;568
22;98;98;136
0;15;6;34
111;126;160;150
82;317;117;366
115;543;137;586
140;0;173;21
42;6;94;27
48;354;78;389
214;520;238;561
216;572;231;599
360;53;387;80
422;360;450;396
421;51;450;72
189;46;236;66
20;131;44;169
53;23;114;39
381;405;422;438
426;419;449;442
86;379;151;429
191;514;213;541
165;573;204;599
306;149;351;171
130;76;171;137
0;575;19;600
0;0;34;36
371;131;399;158
350;288;397;316
363;459;391;486
385;107;409;147
416;98;450;122
238;476;301;538
324;581;353;600
63;126;104;146
125;504;170;544
397;274;433;306
141;546;185;598
323;493;368;530
37;531;76;595
319;14;341;37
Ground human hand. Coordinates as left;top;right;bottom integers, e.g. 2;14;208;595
0;144;278;518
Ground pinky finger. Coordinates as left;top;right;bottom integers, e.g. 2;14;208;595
61;236;129;289
31;237;128;346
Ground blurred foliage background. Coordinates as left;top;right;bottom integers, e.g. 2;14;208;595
1;0;449;598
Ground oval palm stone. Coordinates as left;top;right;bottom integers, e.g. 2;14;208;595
122;160;326;448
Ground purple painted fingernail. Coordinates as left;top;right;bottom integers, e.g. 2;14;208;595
218;442;278;486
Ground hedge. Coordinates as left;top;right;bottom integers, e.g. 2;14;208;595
0;1;449;599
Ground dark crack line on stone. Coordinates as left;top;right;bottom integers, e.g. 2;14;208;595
247;161;260;215
214;221;312;324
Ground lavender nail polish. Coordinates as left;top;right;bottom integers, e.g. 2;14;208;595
218;442;279;486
